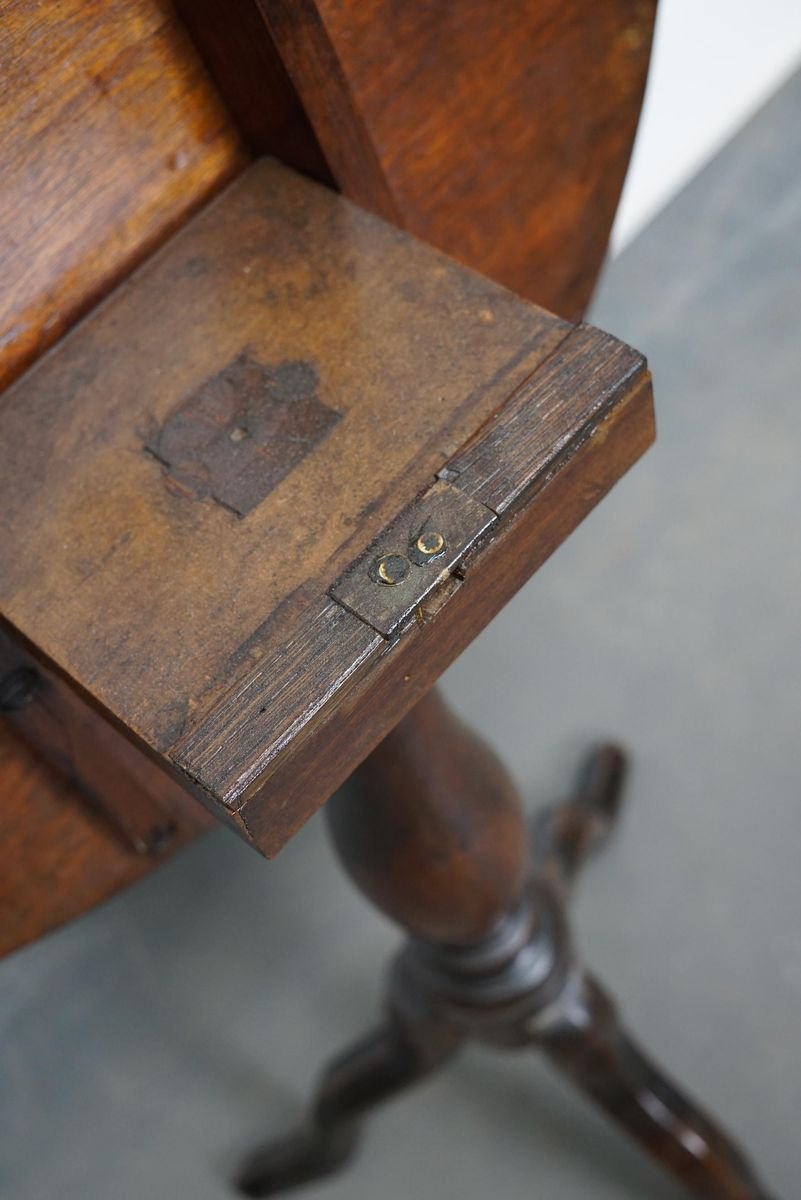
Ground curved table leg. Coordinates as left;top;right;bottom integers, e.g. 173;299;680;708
236;698;779;1199
530;743;627;900
535;971;776;1200
238;1018;460;1197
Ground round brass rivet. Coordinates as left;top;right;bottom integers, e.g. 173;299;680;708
416;531;446;557
372;553;410;585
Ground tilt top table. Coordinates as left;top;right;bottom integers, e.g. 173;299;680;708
0;160;777;1200
0;3;780;1197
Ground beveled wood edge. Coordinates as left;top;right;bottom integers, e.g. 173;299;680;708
441;324;644;513
167;324;651;847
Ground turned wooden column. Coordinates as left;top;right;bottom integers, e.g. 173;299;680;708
242;694;779;1200
326;688;529;945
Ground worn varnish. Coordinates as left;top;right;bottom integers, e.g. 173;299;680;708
328;689;530;944
248;0;656;317
240;710;777;1200
0;158;565;770
0;0;244;390
441;325;647;513
0;160;653;858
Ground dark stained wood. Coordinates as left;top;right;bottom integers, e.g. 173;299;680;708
251;0;404;224
146;352;343;517
250;0;656;318
0;159;585;856
0;0;657;950
0;334;652;944
0;0;245;390
0;162;653;858
241;737;776;1199
173;329;650;848
173;0;330;181
327;689;529;944
441;325;646;514
0;0;657;945
172;597;382;809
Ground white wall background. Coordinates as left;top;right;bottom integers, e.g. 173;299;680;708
612;0;801;253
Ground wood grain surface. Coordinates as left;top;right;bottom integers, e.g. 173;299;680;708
251;0;656;317
0;161;653;858
328;688;529;944
0;0;656;945
0;721;206;958
441;325;646;513
0;624;213;854
0;160;571;843
173;0;330;181
0;0;244;390
240;342;655;854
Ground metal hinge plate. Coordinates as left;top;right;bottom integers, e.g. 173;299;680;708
329;480;496;637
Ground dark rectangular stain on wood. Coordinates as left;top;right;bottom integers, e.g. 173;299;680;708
145;352;341;516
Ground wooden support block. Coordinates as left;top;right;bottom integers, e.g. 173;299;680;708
0;722;204;958
197;0;656;317
0;160;654;858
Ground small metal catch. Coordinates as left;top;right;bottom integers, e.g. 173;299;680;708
330;480;495;637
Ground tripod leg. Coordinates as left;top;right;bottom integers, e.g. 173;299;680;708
237;1018;460;1197
531;744;627;900
236;688;523;1195
534;972;778;1200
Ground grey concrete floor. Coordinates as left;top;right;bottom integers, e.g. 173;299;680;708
2;73;800;1200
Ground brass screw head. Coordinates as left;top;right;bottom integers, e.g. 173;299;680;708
371;553;410;586
415;530;446;558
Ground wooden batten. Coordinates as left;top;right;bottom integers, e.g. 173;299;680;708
233;0;656;318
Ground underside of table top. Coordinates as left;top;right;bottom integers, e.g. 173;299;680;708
0;160;654;854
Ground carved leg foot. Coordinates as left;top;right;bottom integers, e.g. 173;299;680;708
531;743;627;898
238;1019;460;1197
533;971;776;1200
236;691;779;1199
